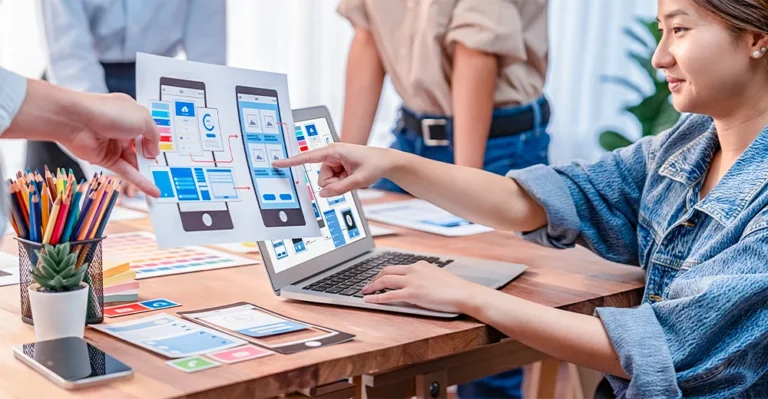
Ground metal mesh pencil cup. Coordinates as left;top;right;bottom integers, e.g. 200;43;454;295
15;236;105;325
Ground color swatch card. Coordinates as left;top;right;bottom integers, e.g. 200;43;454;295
92;313;246;358
103;231;257;279
0;252;19;287
213;242;260;254
150;100;175;152
104;298;180;318
363;199;494;237
206;345;273;364
167;356;220;373
109;206;148;221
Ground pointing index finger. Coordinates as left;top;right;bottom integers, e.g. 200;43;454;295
271;147;332;168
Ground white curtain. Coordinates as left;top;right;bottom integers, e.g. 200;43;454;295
0;0;657;176
546;0;657;163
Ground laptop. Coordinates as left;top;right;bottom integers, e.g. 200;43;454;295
257;106;528;318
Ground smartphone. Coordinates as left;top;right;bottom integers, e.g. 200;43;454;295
13;337;133;389
160;77;234;231
235;86;306;227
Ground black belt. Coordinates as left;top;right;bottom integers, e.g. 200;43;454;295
400;98;550;146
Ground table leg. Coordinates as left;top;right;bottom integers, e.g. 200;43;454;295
535;358;560;399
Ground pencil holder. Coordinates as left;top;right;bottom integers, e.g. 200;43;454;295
16;237;105;325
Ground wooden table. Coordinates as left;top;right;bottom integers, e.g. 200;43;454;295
0;194;645;399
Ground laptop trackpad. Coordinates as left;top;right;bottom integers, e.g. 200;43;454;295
454;274;498;287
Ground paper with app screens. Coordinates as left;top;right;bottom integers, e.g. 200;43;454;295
178;302;355;354
0;252;19;287
134;53;320;248
363;199;494;236
91;313;246;358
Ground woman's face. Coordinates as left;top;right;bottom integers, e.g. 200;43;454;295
653;0;767;117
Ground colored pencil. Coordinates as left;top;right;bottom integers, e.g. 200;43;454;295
76;183;105;241
28;194;39;242
11;181;29;226
19;181;29;210
50;188;70;245
84;182;110;239
71;191;94;241
94;189;120;239
41;184;49;235
42;196;61;244
91;181;120;239
6;188;20;236
61;184;86;243
9;195;27;239
44;167;56;201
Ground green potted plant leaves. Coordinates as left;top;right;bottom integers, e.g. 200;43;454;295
28;242;90;341
599;18;681;151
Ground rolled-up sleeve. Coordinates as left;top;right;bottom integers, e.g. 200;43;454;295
445;0;525;62
596;229;768;398
0;67;27;135
507;133;657;264
337;0;369;29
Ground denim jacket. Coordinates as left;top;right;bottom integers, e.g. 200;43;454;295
509;114;768;398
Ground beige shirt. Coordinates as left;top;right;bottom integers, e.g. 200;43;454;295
338;0;549;116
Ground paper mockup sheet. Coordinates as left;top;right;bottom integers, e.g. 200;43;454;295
368;224;396;237
92;313;246;358
0;252;19;287
178;302;355;355
135;54;320;248
363;199;494;237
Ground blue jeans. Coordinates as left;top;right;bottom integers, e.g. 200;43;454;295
373;101;550;399
373;102;551;194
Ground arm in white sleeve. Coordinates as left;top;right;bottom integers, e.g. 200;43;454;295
183;0;227;65
0;68;28;135
38;0;108;93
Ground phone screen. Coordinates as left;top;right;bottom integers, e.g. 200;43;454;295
160;83;227;213
236;90;301;211
16;337;132;383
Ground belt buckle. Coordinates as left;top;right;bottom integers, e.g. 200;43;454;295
421;118;449;147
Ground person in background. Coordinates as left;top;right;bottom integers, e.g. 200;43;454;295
337;0;549;397
338;0;550;195
28;0;226;195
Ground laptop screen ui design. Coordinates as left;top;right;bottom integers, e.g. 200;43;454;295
263;117;368;273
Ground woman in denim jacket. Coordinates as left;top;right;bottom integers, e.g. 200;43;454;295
276;0;768;397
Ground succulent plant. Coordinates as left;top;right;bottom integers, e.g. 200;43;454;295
30;243;88;292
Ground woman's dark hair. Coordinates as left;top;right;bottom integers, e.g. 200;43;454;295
691;0;768;35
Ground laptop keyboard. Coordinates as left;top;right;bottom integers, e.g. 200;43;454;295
302;252;454;298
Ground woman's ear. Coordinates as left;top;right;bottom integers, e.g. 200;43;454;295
749;32;768;59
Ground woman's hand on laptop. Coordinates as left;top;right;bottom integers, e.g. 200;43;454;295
360;261;490;314
272;143;400;197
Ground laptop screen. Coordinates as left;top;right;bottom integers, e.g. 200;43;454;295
263;117;368;273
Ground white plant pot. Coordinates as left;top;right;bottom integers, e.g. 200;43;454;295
28;283;88;341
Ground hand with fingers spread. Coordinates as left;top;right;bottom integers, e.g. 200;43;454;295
361;261;490;314
271;143;396;197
